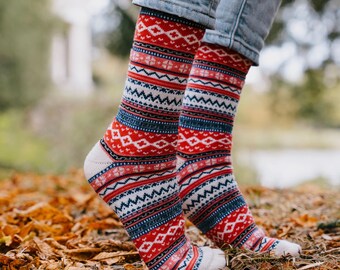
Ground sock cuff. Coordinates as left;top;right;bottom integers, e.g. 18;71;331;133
140;7;206;29
195;42;252;73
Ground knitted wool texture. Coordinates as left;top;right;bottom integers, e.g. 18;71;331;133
177;42;301;256
84;9;226;270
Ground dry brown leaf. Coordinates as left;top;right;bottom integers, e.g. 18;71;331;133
53;234;77;244
92;252;121;261
2;224;20;236
244;186;269;196
0;254;13;264
92;251;139;261
33;237;56;259
44;261;62;270
101;256;123;265
8;258;27;268
64;247;102;254
72;193;94;205
290;214;318;227
297;262;325;270
89;218;122;230
97;239;136;252
0;172;339;269
124;263;144;270
321;234;333;241
278;225;293;237
45;238;67;252
63;247;102;260
14;202;66;221
19;222;34;238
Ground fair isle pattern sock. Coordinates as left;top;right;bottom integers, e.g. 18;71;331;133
84;9;226;270
177;43;301;256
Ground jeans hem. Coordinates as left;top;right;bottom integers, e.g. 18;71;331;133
132;0;215;29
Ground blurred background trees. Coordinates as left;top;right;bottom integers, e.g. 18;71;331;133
104;0;340;124
267;0;340;127
0;0;54;111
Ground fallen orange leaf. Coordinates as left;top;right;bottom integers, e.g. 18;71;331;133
290;214;318;227
89;218;122;230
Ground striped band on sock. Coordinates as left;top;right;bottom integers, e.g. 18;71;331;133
177;42;282;253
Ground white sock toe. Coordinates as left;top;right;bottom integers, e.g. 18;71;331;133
273;240;301;257
198;247;226;270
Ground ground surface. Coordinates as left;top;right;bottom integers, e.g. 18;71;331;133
0;171;339;269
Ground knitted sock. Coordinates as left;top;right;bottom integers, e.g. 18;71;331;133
177;42;301;257
84;9;226;270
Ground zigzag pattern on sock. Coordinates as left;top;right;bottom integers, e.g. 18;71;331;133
177;42;301;256
84;10;226;270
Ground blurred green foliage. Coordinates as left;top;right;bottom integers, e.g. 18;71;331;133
0;96;118;175
0;0;54;110
0;109;51;173
270;69;340;127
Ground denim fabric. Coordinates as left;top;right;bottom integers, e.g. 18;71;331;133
132;0;218;29
203;0;281;65
132;0;281;65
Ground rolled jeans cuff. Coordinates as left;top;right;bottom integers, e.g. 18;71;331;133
132;0;216;29
132;0;281;65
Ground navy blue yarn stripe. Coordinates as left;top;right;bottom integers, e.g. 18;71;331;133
126;201;183;239
197;196;246;233
232;223;257;247
116;108;178;134
179;115;233;133
123;194;179;227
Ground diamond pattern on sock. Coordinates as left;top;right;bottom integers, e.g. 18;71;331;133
84;9;226;269
177;42;301;256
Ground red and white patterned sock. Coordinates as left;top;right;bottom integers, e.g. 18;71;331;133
84;9;226;270
177;42;301;257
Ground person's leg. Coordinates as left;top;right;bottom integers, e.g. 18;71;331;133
177;0;302;256
132;0;219;30
84;6;226;270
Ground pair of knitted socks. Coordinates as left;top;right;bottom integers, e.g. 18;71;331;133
84;8;301;270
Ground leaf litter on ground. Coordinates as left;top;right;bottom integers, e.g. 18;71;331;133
0;170;339;269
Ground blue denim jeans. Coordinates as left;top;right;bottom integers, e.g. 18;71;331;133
132;0;281;65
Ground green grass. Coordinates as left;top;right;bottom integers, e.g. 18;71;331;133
0;109;52;173
233;126;340;149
